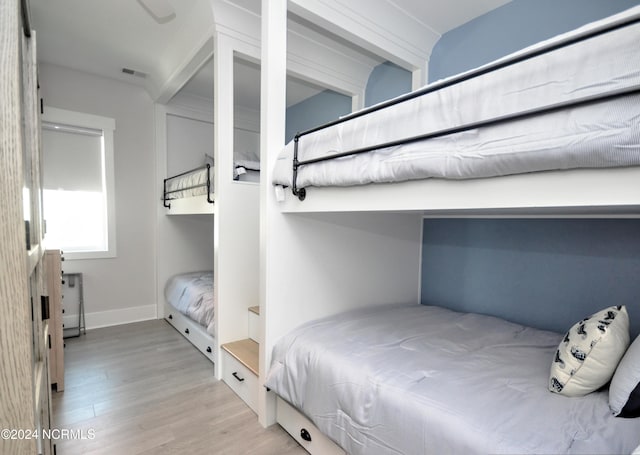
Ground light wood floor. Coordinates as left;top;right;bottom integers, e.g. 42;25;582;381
52;320;306;455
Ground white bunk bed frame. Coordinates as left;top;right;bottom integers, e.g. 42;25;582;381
163;163;215;215
155;46;261;380
258;2;640;452
277;8;640;215
163;301;217;367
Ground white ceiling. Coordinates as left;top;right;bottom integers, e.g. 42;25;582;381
29;0;510;109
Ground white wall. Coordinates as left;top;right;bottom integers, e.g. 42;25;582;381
39;63;157;328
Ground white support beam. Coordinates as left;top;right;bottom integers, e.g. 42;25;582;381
259;0;287;428
209;0;375;101
155;35;214;104
213;32;236;378
288;0;436;74
286;19;377;97
213;32;261;380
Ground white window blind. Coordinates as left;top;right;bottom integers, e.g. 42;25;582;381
41;108;116;259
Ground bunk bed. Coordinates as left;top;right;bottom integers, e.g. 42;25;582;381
261;5;640;454
271;6;640;214
266;303;640;455
163;161;260;214
164;271;217;364
163;163;215;214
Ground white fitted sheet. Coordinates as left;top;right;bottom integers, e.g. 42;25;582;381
273;6;640;189
266;304;640;455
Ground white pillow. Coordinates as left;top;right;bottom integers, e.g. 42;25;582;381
549;305;630;397
609;334;640;417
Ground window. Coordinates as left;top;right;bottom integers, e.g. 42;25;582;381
41;107;116;259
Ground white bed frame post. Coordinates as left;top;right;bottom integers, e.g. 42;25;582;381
258;0;429;430
259;0;288;427
213;31;260;378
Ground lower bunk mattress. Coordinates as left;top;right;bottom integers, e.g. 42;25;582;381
165;271;215;336
265;304;640;455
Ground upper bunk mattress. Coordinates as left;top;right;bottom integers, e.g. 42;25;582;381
165;271;215;336
265;304;640;455
272;6;640;189
166;166;214;200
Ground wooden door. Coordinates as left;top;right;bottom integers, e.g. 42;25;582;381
0;1;53;454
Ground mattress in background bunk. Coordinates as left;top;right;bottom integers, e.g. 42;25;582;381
165;165;214;201
165;271;215;336
266;304;640;455
234;159;261;183
272;6;640;190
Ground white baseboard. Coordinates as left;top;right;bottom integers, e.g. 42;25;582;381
63;304;157;331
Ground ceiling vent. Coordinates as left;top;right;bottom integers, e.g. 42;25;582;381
122;68;147;79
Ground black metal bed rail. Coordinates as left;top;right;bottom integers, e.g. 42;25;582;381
290;12;640;201
163;163;214;209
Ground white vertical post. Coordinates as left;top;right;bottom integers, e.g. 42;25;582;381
259;0;287;427
412;60;429;89
213;32;235;378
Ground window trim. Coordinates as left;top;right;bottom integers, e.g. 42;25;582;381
42;106;117;260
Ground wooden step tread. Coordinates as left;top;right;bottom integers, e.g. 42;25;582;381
248;306;259;315
221;339;259;375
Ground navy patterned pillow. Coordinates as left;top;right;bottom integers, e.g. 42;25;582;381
549;306;630;397
610;334;640;417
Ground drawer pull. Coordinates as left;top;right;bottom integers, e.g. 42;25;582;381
184;328;189;335
168;314;173;319
206;346;212;353
300;428;312;442
232;372;245;382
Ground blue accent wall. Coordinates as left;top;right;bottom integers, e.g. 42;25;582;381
365;61;412;107
285;89;351;144
429;0;640;82
421;219;640;337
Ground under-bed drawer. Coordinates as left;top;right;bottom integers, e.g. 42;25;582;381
164;304;216;365
276;397;345;455
222;349;258;413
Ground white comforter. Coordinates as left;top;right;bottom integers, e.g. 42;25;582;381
165;271;215;336
166;166;213;200
273;6;640;189
266;304;640;455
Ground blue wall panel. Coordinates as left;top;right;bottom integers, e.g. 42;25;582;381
364;61;412;107
429;0;640;82
421;219;640;337
285;89;351;144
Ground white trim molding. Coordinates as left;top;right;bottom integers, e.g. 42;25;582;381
63;304;157;331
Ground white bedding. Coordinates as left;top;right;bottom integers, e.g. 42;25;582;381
266;304;640;455
273;6;640;190
234;159;261;182
164;271;215;336
165;165;214;200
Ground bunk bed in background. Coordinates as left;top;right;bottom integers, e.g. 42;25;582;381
164;271;216;364
163;162;215;214
234;160;261;182
163;160;260;215
272;6;640;214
